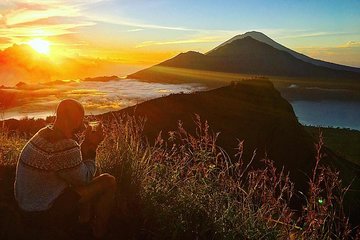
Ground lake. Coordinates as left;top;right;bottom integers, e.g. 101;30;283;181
291;100;360;130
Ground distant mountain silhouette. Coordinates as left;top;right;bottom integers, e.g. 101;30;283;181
82;75;119;82
209;31;360;73
128;33;360;88
102;79;359;221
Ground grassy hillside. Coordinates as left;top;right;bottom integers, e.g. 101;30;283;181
101;80;360;197
0;116;358;239
305;126;360;165
1;81;359;239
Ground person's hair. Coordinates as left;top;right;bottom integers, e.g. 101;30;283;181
56;99;84;123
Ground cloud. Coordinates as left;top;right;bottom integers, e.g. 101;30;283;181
0;37;11;44
339;41;360;48
0;43;131;86
91;15;198;32
0;0;98;48
126;28;144;32
294;41;360;67
0;44;55;85
1;78;205;119
275;31;357;40
2;2;79;26
10;16;94;28
135;36;224;48
295;40;360;51
66;89;106;97
0;1;303;41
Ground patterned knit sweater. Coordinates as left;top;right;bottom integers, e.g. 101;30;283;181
14;126;96;212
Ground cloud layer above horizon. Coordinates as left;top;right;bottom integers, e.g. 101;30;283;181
0;78;206;119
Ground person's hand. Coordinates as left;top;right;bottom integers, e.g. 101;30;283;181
81;123;104;158
84;123;105;147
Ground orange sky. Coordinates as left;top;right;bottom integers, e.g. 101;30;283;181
1;0;360;86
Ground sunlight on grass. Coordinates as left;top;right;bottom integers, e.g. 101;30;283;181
0;116;356;239
0;129;26;166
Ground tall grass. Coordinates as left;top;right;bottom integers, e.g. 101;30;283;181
0;115;357;239
0;127;26;166
95;114;357;239
298;134;354;239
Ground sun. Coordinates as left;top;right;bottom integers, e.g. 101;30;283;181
27;38;51;55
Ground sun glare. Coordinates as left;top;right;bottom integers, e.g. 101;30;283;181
28;38;50;54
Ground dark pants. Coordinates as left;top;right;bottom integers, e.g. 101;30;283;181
21;188;81;229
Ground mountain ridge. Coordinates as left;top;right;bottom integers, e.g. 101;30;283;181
128;35;360;88
208;31;360;73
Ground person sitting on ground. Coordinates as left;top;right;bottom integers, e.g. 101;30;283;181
14;99;116;238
